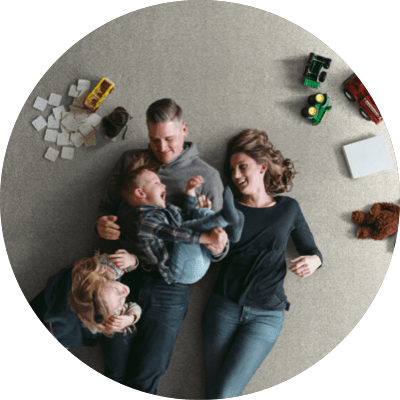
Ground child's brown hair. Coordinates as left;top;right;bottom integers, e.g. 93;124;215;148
119;152;160;206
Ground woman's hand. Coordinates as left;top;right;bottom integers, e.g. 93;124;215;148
108;250;138;270
289;255;321;278
197;194;212;210
104;313;136;331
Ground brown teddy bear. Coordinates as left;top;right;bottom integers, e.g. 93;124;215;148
351;202;399;240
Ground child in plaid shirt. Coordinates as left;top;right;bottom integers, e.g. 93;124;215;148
121;166;244;284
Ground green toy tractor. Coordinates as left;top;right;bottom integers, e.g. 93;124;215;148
303;53;332;89
301;93;332;125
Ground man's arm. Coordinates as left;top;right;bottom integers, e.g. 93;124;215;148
95;150;139;239
96;151;130;221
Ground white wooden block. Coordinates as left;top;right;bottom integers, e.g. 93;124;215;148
57;133;70;147
32;116;47;131
77;79;90;92
61;113;78;131
44;129;58;142
61;147;75;160
87;113;102;127
33;97;48;111
70;132;85;147
78;121;94;136
48;115;60;129
74;113;87;124
342;135;394;179
44;147;60;162
68;85;80;97
53;105;65;121
48;93;62;107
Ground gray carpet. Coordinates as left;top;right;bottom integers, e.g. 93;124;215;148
1;1;399;399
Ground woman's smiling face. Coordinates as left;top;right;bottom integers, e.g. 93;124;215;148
230;152;267;196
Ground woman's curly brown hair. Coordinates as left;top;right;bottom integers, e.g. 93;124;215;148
225;129;297;195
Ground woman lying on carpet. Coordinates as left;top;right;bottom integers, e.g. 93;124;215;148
29;250;141;383
202;129;323;398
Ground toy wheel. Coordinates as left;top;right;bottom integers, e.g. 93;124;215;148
308;95;316;105
307;107;317;117
359;108;371;121
343;88;355;102
324;58;332;69
303;65;310;77
314;93;325;104
307;52;315;64
319;71;327;82
301;108;309;118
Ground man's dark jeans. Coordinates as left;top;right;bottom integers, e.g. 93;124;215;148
124;273;190;394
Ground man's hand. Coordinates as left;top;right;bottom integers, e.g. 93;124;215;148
185;175;204;197
97;215;120;240
200;227;228;254
108;250;138;270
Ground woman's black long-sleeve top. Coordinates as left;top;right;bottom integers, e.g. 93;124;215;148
213;196;323;311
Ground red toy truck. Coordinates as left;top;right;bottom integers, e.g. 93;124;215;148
343;73;382;125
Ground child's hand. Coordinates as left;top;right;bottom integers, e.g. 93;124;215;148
198;194;212;210
108;250;138;270
186;175;204;197
104;313;136;331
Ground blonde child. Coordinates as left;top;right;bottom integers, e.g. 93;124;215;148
30;250;141;382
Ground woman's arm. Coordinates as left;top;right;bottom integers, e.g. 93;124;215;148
289;255;322;278
290;201;323;277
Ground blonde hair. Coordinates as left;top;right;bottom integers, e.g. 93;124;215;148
226;129;297;196
69;253;133;337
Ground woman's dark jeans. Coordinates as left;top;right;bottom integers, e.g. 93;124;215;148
202;292;284;399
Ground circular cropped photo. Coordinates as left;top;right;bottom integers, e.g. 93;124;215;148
2;1;399;399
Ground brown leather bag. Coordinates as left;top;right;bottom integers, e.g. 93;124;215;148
103;107;131;139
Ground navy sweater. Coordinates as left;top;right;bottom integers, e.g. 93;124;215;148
213;196;323;311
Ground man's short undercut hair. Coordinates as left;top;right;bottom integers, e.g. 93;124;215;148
146;98;183;125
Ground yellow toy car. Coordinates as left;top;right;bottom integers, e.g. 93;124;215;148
84;77;115;111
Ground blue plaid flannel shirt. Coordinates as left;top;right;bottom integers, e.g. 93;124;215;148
137;195;203;284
